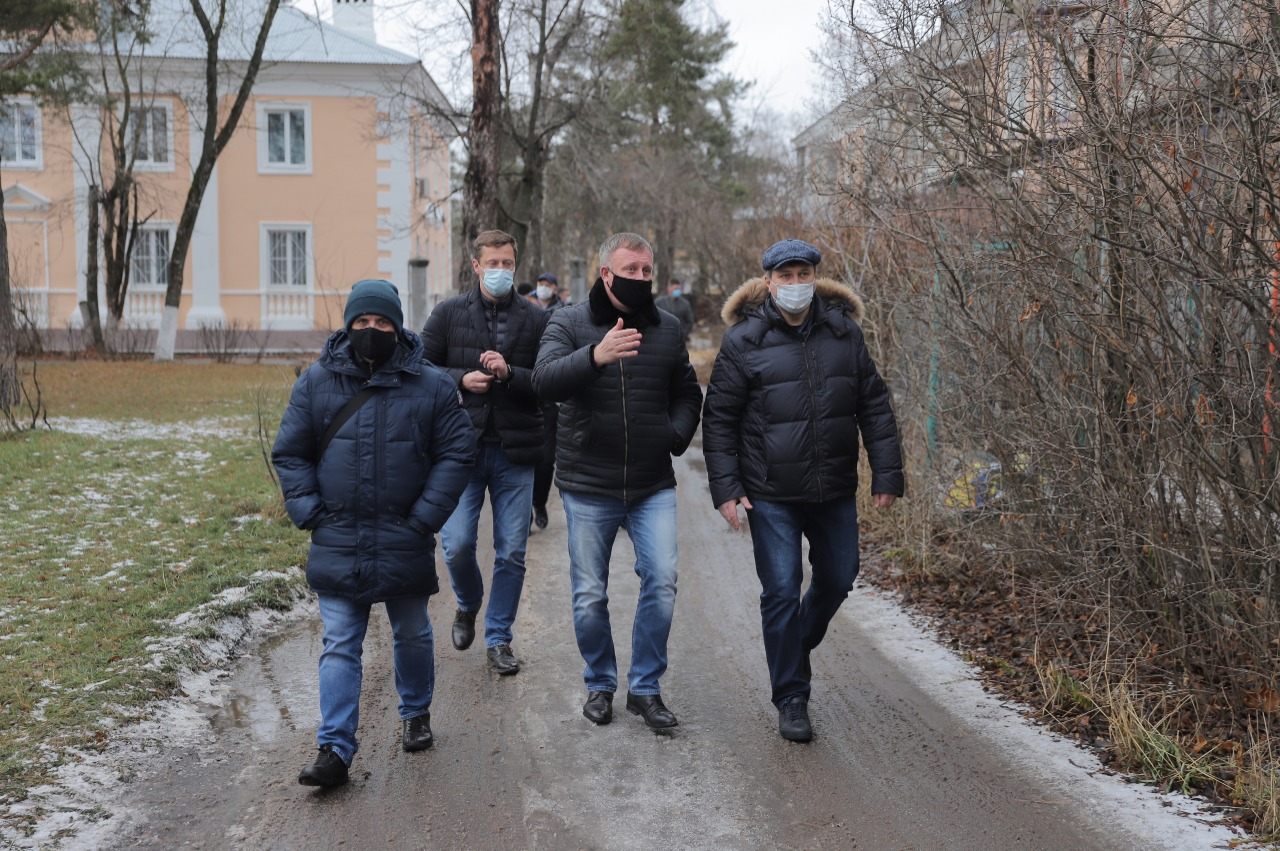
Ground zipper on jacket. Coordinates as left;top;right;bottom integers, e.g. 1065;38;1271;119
620;363;629;505
801;338;824;502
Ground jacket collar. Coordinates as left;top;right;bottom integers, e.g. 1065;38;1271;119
587;277;661;328
321;328;425;384
720;277;865;326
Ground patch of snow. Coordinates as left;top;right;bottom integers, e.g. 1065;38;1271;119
848;588;1242;849
48;417;250;443
1;579;312;851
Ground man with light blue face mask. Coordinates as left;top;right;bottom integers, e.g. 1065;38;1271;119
421;230;548;676
701;238;904;744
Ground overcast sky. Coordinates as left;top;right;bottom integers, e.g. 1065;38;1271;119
706;0;834;123
301;0;834;124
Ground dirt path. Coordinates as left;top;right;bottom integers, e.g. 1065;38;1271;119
97;441;1233;850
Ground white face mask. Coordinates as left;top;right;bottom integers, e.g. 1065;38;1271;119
774;282;814;314
536;284;554;301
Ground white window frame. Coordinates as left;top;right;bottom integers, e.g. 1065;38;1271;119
130;223;175;290
260;223;314;290
127;102;175;172
0;100;43;170
257;102;312;174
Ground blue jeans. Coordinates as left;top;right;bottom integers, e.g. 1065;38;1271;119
560;487;678;695
746;495;861;708
440;440;535;647
316;594;434;765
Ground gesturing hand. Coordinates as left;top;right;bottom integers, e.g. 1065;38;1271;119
592;318;642;367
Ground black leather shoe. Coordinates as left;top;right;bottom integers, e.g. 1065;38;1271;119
533;504;549;529
452;609;477;651
486;644;521;675
583;691;614;725
625;692;678;729
778;697;813;742
298;744;349;787
402;713;433;752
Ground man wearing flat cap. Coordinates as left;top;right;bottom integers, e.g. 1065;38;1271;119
701;239;904;743
273;279;476;787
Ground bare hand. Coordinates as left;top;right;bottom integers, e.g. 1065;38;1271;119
873;493;897;509
717;496;753;531
479;350;510;381
592;318;642;367
461;370;493;394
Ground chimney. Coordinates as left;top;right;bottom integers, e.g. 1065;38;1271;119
332;0;376;43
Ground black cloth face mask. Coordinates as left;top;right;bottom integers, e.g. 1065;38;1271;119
350;327;397;366
607;274;654;310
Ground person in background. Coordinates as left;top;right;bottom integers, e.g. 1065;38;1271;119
517;281;538;305
701;239;903;743
273;279;475;788
534;272;563;311
533;232;702;730
531;271;565;531
654;278;694;343
421;230;547;676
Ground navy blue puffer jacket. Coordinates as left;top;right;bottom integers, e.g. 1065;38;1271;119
702;278;904;507
533;278;703;502
272;329;476;604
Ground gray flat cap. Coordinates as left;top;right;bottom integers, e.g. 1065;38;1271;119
761;239;821;271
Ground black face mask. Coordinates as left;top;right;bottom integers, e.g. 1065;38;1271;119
350;327;398;366
607;274;654;310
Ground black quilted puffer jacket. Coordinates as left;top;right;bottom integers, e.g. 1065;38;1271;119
421;286;548;466
702;277;904;507
533;278;703;503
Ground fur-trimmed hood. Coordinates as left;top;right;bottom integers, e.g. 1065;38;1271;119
720;277;865;326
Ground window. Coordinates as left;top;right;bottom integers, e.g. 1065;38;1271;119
258;103;311;173
0;103;41;168
131;226;171;288
267;227;309;287
129;105;171;169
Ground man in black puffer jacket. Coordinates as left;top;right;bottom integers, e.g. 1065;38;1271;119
273;279;475;787
421;230;548;676
702;239;904;744
533;232;703;730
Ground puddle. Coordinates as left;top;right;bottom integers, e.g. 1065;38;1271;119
204;616;321;739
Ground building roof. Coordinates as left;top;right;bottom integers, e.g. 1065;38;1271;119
136;1;420;67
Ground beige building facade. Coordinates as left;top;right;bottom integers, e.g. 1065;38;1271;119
3;0;452;349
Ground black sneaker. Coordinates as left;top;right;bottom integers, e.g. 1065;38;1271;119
402;713;433;752
533;504;549;529
298;744;349;787
486;644;521;675
778;697;813;743
452;608;477;651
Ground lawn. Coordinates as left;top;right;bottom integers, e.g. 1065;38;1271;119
0;361;313;826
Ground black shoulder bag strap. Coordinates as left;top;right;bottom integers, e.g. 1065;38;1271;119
316;385;379;459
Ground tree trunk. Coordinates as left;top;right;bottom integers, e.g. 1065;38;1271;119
83;184;105;352
0;170;19;407
460;0;503;291
154;0;281;361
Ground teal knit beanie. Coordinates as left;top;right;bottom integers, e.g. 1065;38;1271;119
344;279;403;333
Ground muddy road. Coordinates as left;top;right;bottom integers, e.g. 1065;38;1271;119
101;442;1229;850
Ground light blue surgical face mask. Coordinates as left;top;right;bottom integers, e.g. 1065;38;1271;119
482;268;515;298
774;282;814;314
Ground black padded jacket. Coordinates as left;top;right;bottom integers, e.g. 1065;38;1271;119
533;278;703;503
421;286;548;466
702;277;904;507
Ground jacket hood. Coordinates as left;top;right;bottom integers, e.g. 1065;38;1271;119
721;277;865;326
